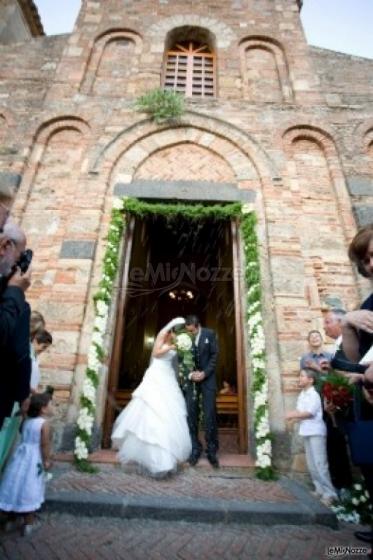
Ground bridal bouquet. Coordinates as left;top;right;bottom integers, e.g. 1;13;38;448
175;332;196;396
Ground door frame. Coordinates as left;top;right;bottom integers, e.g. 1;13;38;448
102;216;135;447
102;213;249;454
231;219;248;453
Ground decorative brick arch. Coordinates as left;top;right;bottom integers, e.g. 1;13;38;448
148;15;236;51
239;36;294;103
110;129;258;188
13;116;90;217
282;123;356;242
80;29;143;94
92;112;279;191
133;142;236;183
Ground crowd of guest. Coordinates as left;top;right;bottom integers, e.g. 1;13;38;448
288;224;373;545
0;184;54;536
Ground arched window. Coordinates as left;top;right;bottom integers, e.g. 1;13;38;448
163;40;216;98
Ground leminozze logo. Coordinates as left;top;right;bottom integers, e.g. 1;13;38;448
326;545;371;557
126;262;242;298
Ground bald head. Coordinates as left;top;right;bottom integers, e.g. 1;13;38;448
3;222;26;248
0;221;26;277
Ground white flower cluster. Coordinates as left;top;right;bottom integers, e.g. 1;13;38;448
87;346;100;371
256;413;270;439
256;449;272;469
77;407;94;435
332;505;360;524
241;203;252;215
82;378;96;404
247;311;262;332
91;330;104;347
75;436;89;460
242;210;273;475
74;198;127;464
331;483;372;524
112;197;125;211
176;333;193;352
96;300;109;318
254;388;268;411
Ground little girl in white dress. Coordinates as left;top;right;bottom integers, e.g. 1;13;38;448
0;392;53;536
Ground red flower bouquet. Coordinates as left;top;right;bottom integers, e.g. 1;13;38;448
321;373;354;411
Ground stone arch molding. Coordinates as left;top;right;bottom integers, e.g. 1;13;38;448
80;29;142;94
148;15;236;51
91;112;279;189
14;116;90;217
282;123;356;242
239;36;294;102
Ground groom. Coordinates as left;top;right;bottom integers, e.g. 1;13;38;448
184;315;219;468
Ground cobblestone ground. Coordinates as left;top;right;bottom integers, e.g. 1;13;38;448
0;514;371;560
48;464;295;503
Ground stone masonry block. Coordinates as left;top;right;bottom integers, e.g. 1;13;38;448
0;171;22;191
353;205;373;227
60;240;96;260
347;175;373;197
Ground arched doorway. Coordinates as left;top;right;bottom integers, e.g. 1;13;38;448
102;204;248;453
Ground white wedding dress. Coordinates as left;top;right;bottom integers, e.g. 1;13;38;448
111;348;192;476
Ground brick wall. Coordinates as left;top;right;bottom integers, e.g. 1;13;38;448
0;0;372;466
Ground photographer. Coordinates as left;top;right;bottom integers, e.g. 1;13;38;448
0;223;32;348
0;222;32;429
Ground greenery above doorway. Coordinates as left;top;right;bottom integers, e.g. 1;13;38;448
74;197;275;480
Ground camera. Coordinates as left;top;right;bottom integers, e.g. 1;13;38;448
16;249;33;274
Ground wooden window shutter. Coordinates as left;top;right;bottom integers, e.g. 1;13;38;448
163;41;216;98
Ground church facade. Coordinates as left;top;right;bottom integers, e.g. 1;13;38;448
1;0;372;470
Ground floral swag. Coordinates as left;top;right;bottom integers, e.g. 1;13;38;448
74;198;275;480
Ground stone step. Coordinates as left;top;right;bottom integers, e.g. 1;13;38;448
46;464;338;529
55;451;256;468
45;489;337;528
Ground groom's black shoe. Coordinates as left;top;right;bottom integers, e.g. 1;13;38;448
188;452;201;466
207;454;219;469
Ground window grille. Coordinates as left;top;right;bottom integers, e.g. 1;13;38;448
163;41;216;98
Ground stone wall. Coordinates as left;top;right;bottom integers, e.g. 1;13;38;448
311;46;373;105
0;0;372;467
0;0;44;45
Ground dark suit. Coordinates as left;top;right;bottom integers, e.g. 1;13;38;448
0;301;31;428
184;327;219;457
0;285;26;348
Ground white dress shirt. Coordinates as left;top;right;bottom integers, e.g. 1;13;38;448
30;345;40;391
195;327;201;346
296;386;326;437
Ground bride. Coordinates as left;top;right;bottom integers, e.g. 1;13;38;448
111;317;192;476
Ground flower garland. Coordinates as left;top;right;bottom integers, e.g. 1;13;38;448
74;198;126;471
74;198;274;479
241;208;275;480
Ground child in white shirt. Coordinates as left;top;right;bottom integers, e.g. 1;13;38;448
286;368;338;506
